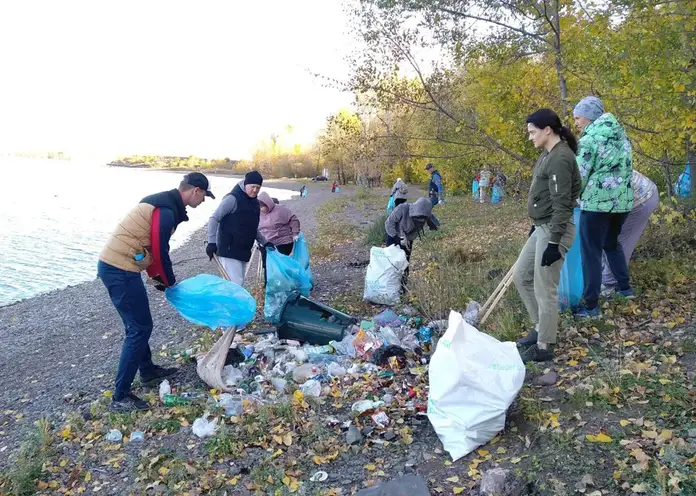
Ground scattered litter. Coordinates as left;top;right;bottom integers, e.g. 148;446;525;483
371;411;390;427
292;363;322;384
329;333;357;357
192;414;219;438
374;309;402;327
106;429;123;442
217;394;243;417
328;362;347;378
270;377;288;392
129;431;145;442
310;471;329;482
463;300;481;324
159;380;171;401
300;379;322;397
220;365;244;387
352;400;385;415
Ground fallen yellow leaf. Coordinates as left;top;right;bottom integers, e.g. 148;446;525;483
477;449;489;456
453;487;465;494
586;433;613;443
283;432;293;446
510;457;522;464
447;476;460;483
620;420;631;427
365;464;376;471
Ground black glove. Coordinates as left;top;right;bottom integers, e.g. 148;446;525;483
528;225;536;238
154;284;166;292
541;243;561;267
206;242;217;261
263;242;276;251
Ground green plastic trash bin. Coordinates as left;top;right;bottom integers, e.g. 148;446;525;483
277;292;357;345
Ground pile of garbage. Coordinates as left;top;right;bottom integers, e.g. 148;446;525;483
161;305;524;462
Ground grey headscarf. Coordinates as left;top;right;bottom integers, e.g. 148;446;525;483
573;96;605;122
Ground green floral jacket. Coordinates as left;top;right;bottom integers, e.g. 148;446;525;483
577;113;634;213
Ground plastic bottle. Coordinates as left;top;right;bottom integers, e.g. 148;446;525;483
163;394;190;406
159;380;171;400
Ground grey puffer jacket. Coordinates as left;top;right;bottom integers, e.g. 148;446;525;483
385;197;435;241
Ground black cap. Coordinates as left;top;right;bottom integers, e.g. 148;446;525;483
425;163;434;170
183;172;215;199
244;170;263;186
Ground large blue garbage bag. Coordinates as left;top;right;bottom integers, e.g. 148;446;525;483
558;208;583;311
492;184;504;204
386;196;396;213
291;232;314;285
675;163;691;198
165;274;256;330
472;180;479;201
265;249;312;323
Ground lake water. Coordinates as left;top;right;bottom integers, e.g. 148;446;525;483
0;159;296;306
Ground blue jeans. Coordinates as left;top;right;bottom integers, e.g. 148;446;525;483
98;261;155;400
580;211;631;309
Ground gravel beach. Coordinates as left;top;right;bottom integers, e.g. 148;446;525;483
0;180;337;459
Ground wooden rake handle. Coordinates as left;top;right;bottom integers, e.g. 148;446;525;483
479;263;516;325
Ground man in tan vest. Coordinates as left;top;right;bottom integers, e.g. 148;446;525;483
98;173;214;412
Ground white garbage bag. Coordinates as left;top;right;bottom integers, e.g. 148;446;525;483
363;245;408;306
427;310;525;461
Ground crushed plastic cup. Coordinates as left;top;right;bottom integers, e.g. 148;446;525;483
463;300;481;324
106;429;123;442
351;400;385;415
129;431;145;442
289;348;308;363
328;362;347;378
371;411;390;427
192;414;219;438
300;379;322;397
292;363;322;384
329;333;357;358
303;344;334;356
159;380;171;400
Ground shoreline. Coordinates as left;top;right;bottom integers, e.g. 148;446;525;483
0;183;338;461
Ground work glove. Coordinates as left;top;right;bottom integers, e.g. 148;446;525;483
528;225;536;238
154;284;166;292
206;242;217;261
399;237;408;247
293;235;299;242
264;242;276;251
438;198;444;205
541;243;561;267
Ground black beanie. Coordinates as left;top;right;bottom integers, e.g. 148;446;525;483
245;170;263;186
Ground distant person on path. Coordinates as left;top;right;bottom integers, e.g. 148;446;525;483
385;197;439;290
514;109;581;363
601;170;658;294
206;171;269;286
492;167;507;204
390;177;409;207
331;181;338;193
573;96;635;318
257;191;301;284
425;163;443;206
299;185;307;198
98;172;214;412
478;166;492;203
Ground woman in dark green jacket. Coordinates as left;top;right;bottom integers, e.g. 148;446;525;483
513;109;581;363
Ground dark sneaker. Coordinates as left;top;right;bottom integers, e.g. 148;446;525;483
111;393;150;412
141;366;179;385
616;288;635;299
516;329;538;348
575;306;601;319
520;344;554;364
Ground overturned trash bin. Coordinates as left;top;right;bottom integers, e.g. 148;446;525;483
277;292;357;345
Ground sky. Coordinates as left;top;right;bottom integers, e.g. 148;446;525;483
0;1;357;160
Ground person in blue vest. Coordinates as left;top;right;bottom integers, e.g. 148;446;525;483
206;171;270;286
425;163;443;206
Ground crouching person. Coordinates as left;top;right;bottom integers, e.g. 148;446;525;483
384;197;439;290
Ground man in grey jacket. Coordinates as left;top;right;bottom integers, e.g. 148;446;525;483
390;178;409;207
385;197;439;289
205;171;268;286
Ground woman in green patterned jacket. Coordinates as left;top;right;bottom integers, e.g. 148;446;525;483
573;96;634;318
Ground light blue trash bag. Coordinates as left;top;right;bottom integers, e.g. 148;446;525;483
291;232;314;285
558;208;583;311
674;163;691;198
492;184;504;204
165;274;256;330
472;180;479;202
386;196;396;213
265;249;312;323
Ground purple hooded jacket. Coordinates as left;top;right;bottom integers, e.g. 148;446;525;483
258;192;301;246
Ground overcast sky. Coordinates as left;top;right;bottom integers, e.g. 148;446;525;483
0;1;356;159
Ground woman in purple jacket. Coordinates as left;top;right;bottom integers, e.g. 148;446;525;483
257;192;301;283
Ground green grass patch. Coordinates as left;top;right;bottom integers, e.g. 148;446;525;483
4;418;54;496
